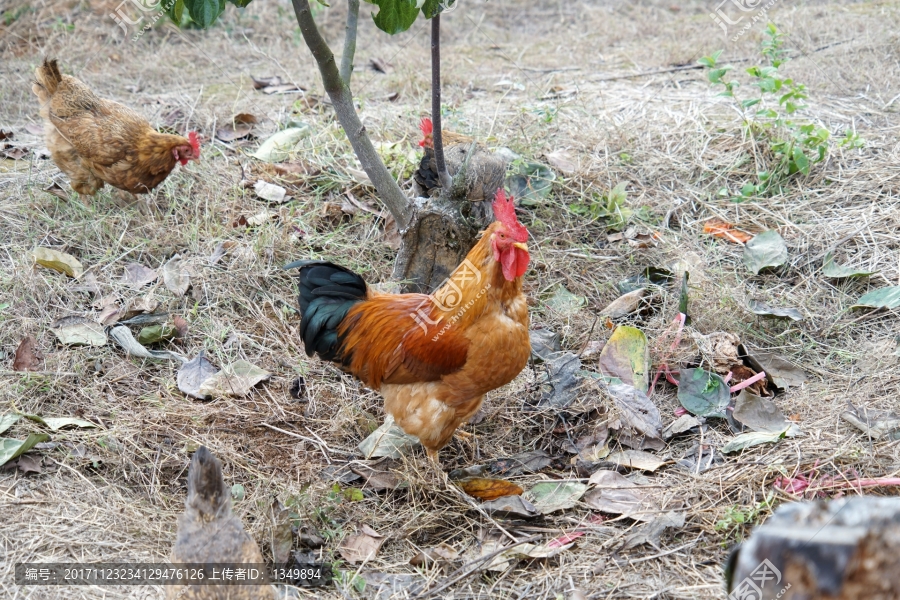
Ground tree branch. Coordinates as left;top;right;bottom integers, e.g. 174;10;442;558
431;13;452;190
290;0;412;229
339;0;359;85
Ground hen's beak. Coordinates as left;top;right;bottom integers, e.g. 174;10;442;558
513;242;529;252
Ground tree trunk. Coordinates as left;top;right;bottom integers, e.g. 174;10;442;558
291;0;482;293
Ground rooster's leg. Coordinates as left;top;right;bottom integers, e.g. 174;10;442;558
426;448;440;464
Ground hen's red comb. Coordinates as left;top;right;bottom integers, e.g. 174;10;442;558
492;189;528;241
418;118;433;147
188;131;200;155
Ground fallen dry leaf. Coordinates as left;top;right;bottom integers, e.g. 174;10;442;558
457;478;523;501
703;219;753;244
271;498;293;567
253;180;289;203
545;150;577;175
209;241;237;265
409;543;458;567
339;528;386;564
177;353;219;400
50;316;107;347
480;495;540;519
162;255;190;297
584;470;658;521
122;263;158;288
196;360;270;397
350;464;402;491
606;450;667;472
33;247;83;278
12;335;42;372
15;454;42;475
215;113;258;142
43;182;69;200
600;288;647;319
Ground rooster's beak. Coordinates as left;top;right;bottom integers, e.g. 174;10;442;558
513;242;529;252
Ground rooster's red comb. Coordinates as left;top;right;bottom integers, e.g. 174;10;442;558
188;131;200;155
492;189;528;242
419;117;433;136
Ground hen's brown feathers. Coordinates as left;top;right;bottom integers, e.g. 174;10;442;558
33;58;196;195
414;128;507;202
167;447;274;600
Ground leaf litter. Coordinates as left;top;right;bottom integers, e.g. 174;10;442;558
598;326;649;391
33;247;83;278
743;230;788;274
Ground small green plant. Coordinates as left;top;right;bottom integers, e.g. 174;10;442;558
570;182;650;231
700;24;863;201
715;493;776;543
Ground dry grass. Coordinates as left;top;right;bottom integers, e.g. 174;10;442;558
2;0;900;598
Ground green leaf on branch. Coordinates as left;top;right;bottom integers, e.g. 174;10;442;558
184;0;226;28
167;0;185;23
367;0;420;34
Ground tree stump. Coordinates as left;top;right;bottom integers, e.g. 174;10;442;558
727;497;900;599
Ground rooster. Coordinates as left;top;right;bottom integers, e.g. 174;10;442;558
287;190;530;462
413;117;506;203
167;446;274;600
32;58;200;198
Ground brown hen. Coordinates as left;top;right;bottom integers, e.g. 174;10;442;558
413;117;507;203
32;58;199;198
167;446;274;600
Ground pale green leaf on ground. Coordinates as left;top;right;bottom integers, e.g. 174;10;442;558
822;251;875;278
721;426;799;453
598;326;649;391
506;161;556;206
0;414;21;435
231;484;245;502
21;414;97;431
196;360;270;397
50;316;107;347
524;481;587;514
605;450;666;472
0;433;50;466
358;415;420;459
250;126;311;163
33;247;83;278
747;300;803;321
545;284;586;316
852;286;900;310
137;324;178;345
677;368;730;418
743;230;787;274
